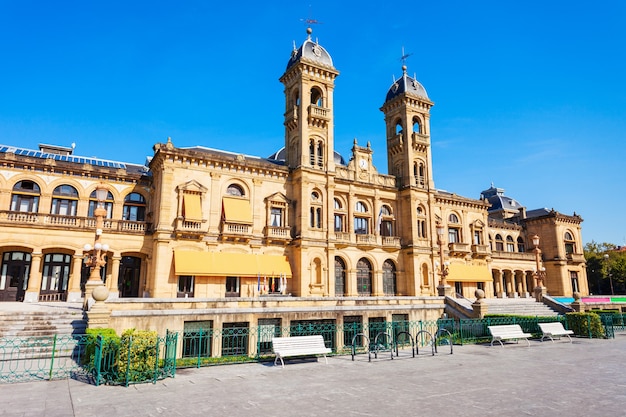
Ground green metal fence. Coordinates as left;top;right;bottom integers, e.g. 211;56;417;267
1;313;621;384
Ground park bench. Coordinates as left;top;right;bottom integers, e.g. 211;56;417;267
488;324;532;347
539;322;574;342
272;335;332;368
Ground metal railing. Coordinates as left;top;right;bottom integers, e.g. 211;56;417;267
2;314;621;384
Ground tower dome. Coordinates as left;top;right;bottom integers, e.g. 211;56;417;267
286;27;334;70
385;65;429;103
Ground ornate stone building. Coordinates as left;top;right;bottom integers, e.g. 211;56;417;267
0;29;588;333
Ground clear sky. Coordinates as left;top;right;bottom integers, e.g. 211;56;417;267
1;1;624;246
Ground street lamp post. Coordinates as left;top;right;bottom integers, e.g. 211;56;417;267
603;254;614;295
436;221;452;297
83;183;110;310
532;234;546;301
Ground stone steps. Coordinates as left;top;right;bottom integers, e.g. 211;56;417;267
483;298;560;317
0;311;87;338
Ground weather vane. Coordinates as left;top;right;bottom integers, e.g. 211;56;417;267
400;46;412;67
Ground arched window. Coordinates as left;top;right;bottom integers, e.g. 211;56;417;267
310;191;322;229
382;260;396;296
495;234;504;251
123;192;146;221
292;89;300;107
334;257;346;296
334;198;346;232
51;185;79;216
356;258;372;296
309;140;316;166
310;87;323;106
10;180;40;213
517;237;525;252
379;205;393;237
416;206;427;239
317;142;324;167
412;116;421;134
88;190;114;219
354;201;369;235
506;236;515;252
448;213;461;243
395;120;403;135
226;184;244;197
414;162;425;187
564;231;576;254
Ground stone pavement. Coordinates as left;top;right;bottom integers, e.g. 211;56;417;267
1;335;626;417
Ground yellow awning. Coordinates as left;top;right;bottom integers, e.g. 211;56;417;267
447;263;492;283
174;251;292;278
183;193;203;221
222;197;253;224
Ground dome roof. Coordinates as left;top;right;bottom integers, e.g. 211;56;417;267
268;147;346;166
480;185;524;212
385;66;429;103
286;28;334;70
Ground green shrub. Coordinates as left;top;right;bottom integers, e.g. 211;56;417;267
566;312;605;338
117;329;159;383
83;328;119;369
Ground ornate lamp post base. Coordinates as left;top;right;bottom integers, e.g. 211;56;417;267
437;284;453;297
533;285;546;302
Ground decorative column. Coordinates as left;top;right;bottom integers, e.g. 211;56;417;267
24;252;43;303
532;234;547;302
67;254;84;303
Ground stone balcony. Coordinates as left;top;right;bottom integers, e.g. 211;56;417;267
0;210;150;235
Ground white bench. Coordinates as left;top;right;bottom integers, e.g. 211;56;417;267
272;335;332;368
539;322;574;342
488;324;532;347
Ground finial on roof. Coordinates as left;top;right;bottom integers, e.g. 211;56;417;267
353;137;358;145
402;65;407;74
306;27;312;39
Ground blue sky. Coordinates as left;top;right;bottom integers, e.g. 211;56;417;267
1;1;625;246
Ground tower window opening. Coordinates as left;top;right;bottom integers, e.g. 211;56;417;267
311;88;323;107
412;117;421;134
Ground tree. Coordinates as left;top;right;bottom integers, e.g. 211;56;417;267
585;241;626;295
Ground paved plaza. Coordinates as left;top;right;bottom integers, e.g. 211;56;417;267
1;334;626;417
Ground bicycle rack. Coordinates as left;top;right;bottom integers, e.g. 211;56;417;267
351;333;371;362
415;330;435;356
434;328;453;354
373;332;394;360
394;331;415;358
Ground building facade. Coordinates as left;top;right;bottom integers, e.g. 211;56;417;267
0;29;588;332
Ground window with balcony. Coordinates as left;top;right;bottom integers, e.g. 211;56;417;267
448;213;461;243
334;198;346;232
412;116;421;134
506;236;515;252
354;201;369;235
10;180;40;213
123;192;146;221
379;205;393;237
517;237;525;252
88;190;114;218
51;185;78;216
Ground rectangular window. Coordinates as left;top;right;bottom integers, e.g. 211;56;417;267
270;207;282;227
182;321;212;359
565;243;575;255
474;230;482;245
177;275;194;298
258;318;281;355
221;322;249;356
354;217;368;234
448;228;459;243
343;316;363;347
507;243;515;252
226;276;240;297
381;221;393;237
334;214;344;232
570;271;579;293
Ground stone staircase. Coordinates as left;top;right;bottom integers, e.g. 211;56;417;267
482;297;561;317
0;303;87;361
0;303;87;338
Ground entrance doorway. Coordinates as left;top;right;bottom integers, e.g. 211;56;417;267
0;251;31;302
119;256;141;297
